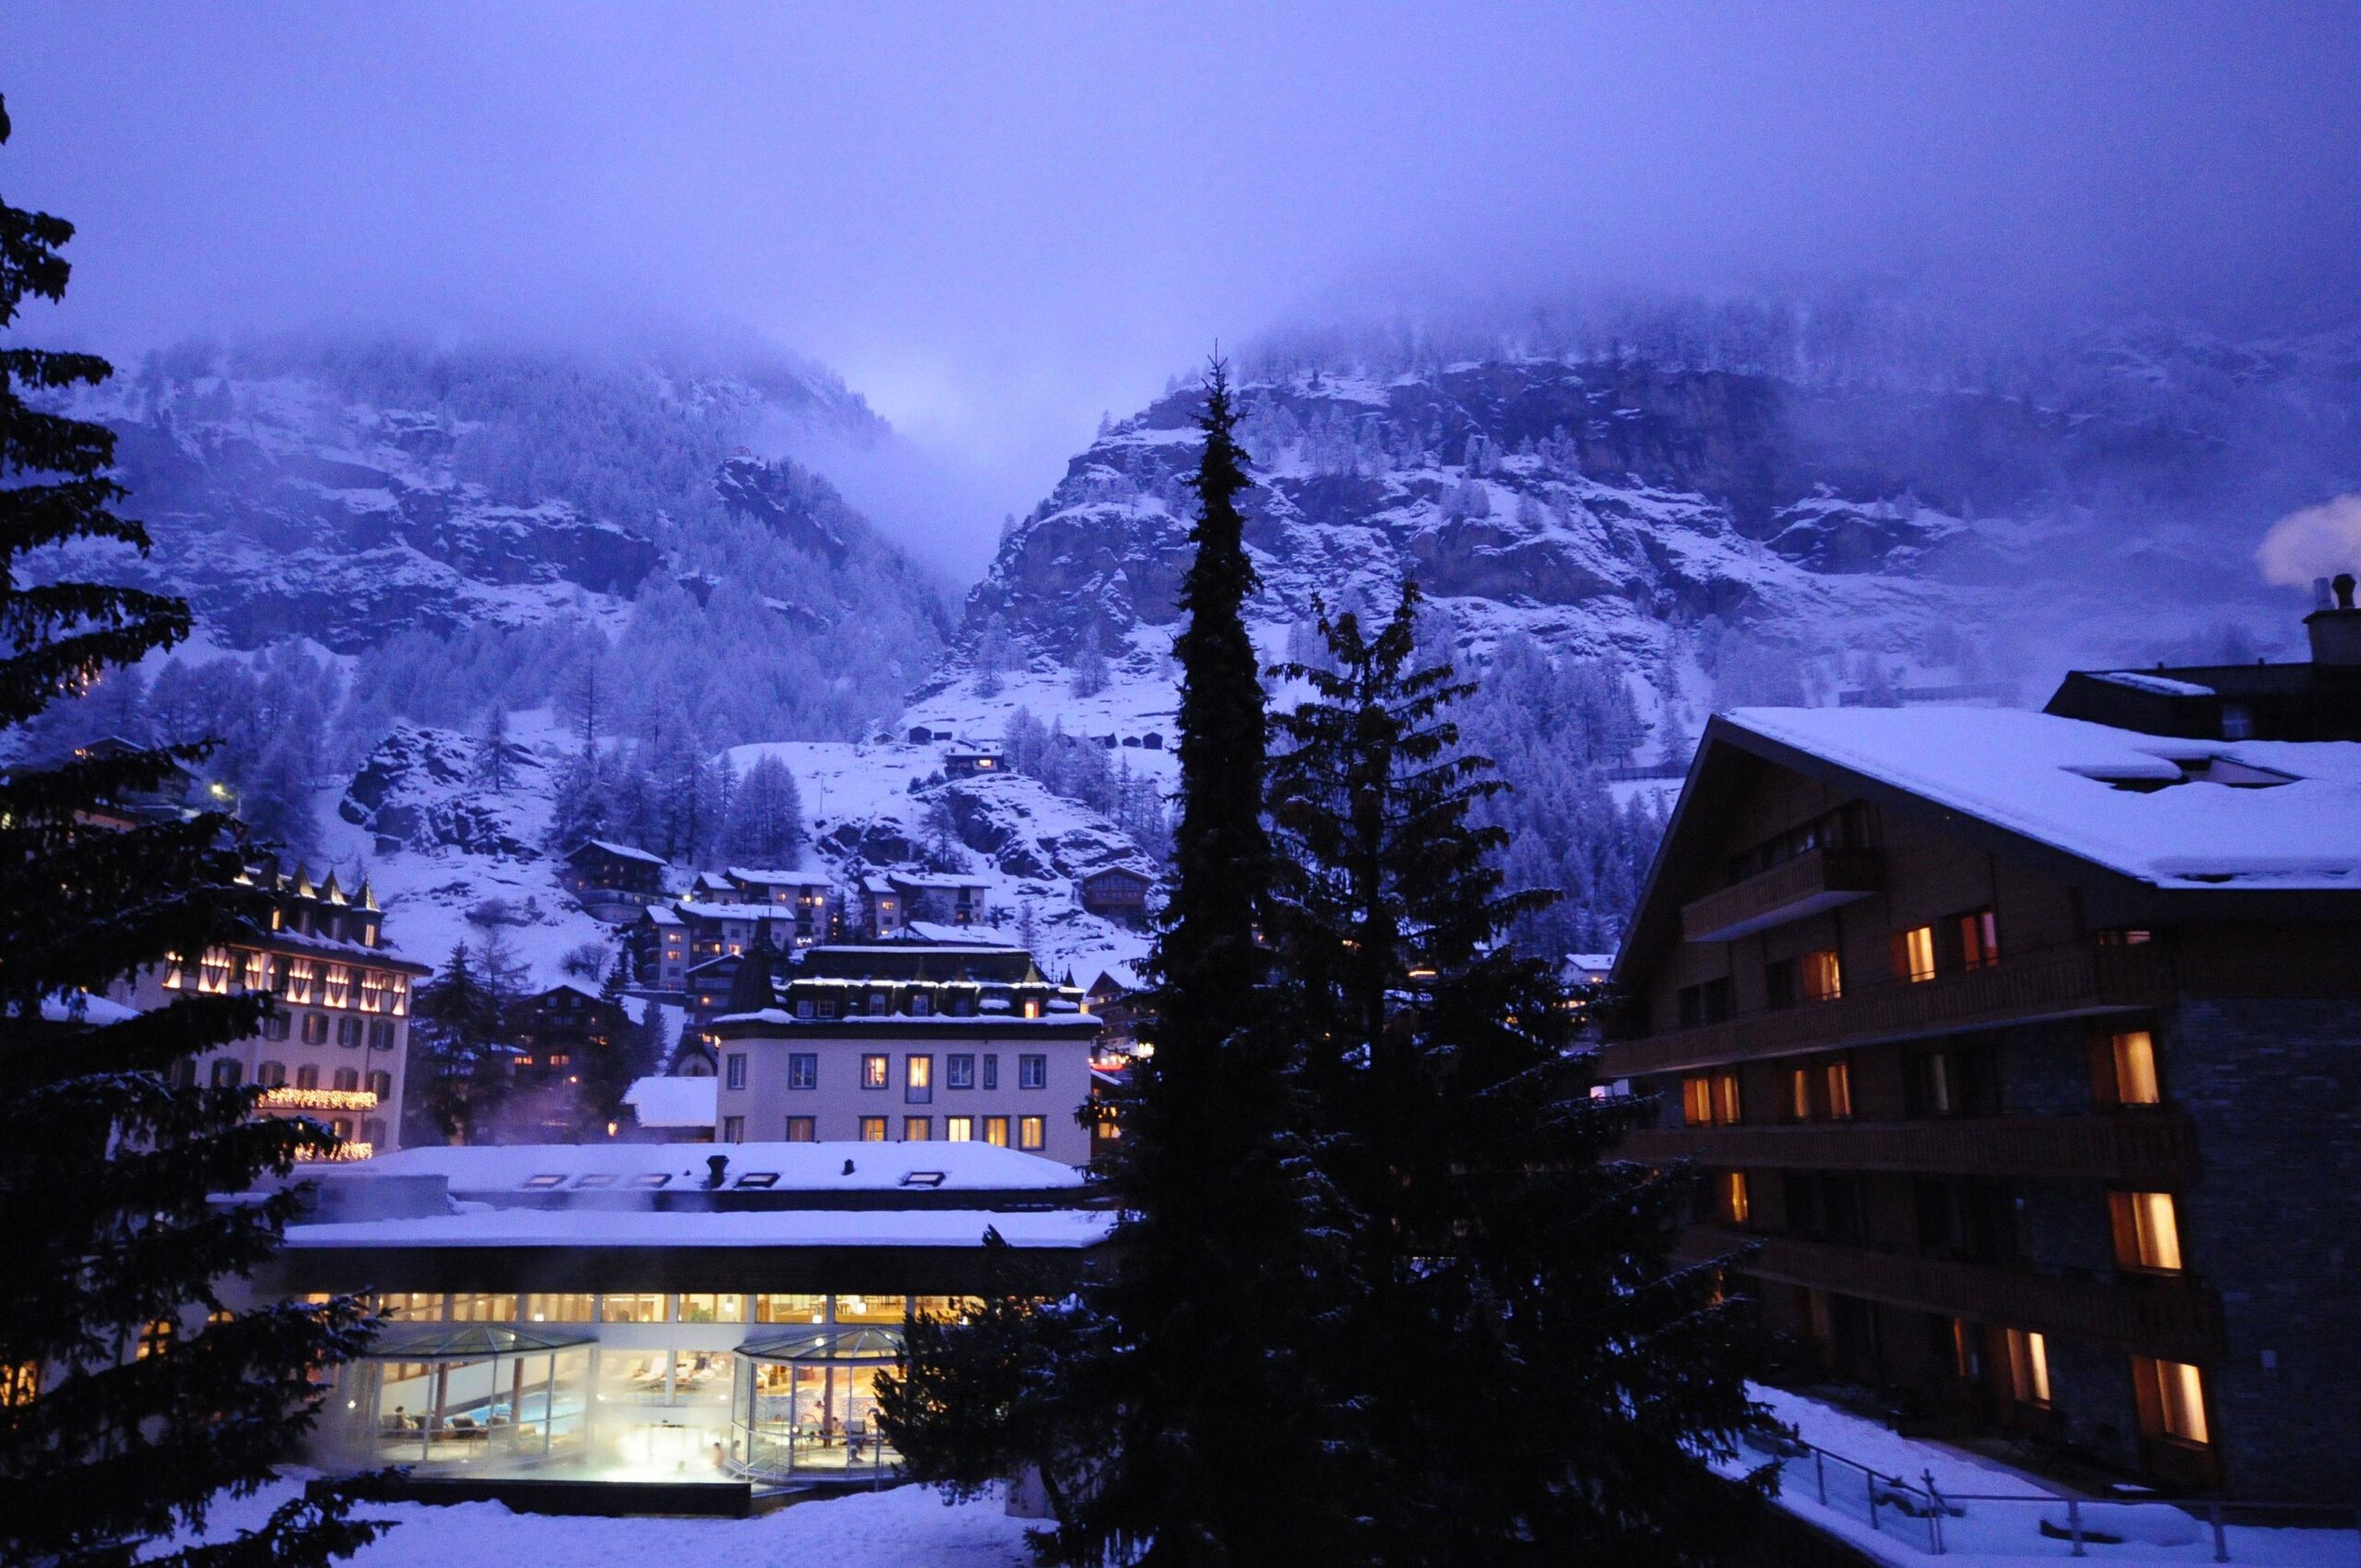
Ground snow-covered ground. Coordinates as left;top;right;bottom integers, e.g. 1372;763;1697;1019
179;1478;1030;1567
1738;1384;2358;1566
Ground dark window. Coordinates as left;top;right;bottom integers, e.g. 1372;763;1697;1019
210;1059;243;1088
367;1070;392;1099
946;1053;976;1089
1765;958;1799;1011
1019;1054;1048;1090
1955;908;1999;970
336;1016;363;1048
726;1053;747;1090
1676;977;1734;1028
789;1052;818;1090
784;1116;815;1142
295;1064;319;1090
1905;1044;2000;1118
333;1067;361;1091
982;1053;999;1091
366;1019;396;1050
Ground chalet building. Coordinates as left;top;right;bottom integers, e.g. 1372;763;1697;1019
709;939;1101;1165
942;747;1005;778
678;900;801;965
115;863;431;1158
630;904;692;993
74;734;212;826
1077;864;1155;927
561;839;670;920
499;981;632;1140
883;873;988;932
2044;573;2361;742
723;867;836;944
859;876;904;940
1604;694;2361;1501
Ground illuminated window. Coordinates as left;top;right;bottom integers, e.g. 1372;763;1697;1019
2111;1191;2184;1273
1018;1115;1046;1151
860;1116;887;1142
447;1294;519;1323
1;1360;37;1408
243;950;268;992
752;1294;826;1324
196;946;234;994
162;953;185;991
675;1294;745;1324
984;1115;1010;1147
599;1294;669;1324
136;1318;176;1360
1023;998;1043;1019
861;1054;888;1090
524;1293;597;1323
1786;1068;1811;1121
285;958;317;1005
1801;949;1843;1002
945;1115;974;1142
1722;1170;1750;1226
1681;1072;1741;1126
2006;1328;2051;1406
358;971;386;1013
1958;909;1999;970
323;966;351;1009
2138;1357;2211;1446
387;974;409;1016
1892;926;1937;983
2111;1031;2161;1105
904;1116;931;1141
1824;1060;1854;1120
784;1115;814;1142
907;1055;933;1103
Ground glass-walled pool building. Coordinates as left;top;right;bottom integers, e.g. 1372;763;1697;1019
239;1142;1109;1491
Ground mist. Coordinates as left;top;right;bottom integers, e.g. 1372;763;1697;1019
5;3;2359;579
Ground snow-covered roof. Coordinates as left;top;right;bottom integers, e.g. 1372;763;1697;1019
2090;671;2216;697
887;873;990;891
641;904;684;926
678;900;795;921
342;1139;1089;1194
622;1075;717;1128
570;838;666;866
538;979;607;1004
903;921;1018;945
1725;707;2361;889
728;866;834;886
282;1206;1113;1252
38;991;140;1026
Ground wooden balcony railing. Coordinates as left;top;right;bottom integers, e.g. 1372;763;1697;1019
1619;1111;2200;1183
1677;1228;2223;1360
1605;944;2177;1078
1681;847;1881;944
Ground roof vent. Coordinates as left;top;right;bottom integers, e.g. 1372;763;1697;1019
706;1154;729;1188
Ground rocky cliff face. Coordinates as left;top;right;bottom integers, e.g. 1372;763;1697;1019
338;723;547;859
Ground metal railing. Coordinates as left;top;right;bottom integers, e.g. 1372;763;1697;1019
1740;1426;2361;1562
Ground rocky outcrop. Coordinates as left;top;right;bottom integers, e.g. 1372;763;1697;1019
338;723;544;859
712;455;852;562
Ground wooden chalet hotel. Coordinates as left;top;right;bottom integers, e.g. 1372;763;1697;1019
1606;578;2361;1500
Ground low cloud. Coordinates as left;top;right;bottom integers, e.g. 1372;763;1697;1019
2257;494;2361;588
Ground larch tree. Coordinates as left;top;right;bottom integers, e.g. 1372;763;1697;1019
1266;583;1762;1565
0;96;386;1568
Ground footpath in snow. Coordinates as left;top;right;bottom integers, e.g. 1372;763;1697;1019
1739;1384;2358;1567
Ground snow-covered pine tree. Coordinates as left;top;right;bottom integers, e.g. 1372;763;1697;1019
1068;623;1109;697
407;942;512;1146
473;703;515;794
0;96;386;1567
884;361;1355;1563
1267;583;1762;1564
722;754;804;866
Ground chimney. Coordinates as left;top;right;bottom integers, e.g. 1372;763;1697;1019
2306;572;2361;665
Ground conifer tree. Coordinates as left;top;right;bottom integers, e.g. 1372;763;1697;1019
0;97;385;1568
575;954;640;1137
1266;583;1761;1564
885;359;1353;1565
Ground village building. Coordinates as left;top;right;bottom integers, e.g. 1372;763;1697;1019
1076;864;1155;927
222;1141;1109;1501
562;839;670;921
941;746;1005;778
113;862;431;1158
881;873;989;932
629;903;692;993
708;938;1101;1164
722;867;837;943
1603;643;2361;1500
622;1075;718;1142
497;980;634;1141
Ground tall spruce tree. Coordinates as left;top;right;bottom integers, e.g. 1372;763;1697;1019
0;96;386;1568
1266;584;1762;1565
884;361;1352;1565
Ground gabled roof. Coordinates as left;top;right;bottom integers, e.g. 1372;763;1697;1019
1614;707;2361;992
568;838;666;867
728;866;834;886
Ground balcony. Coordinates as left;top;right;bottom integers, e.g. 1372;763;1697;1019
1606;944;2177;1077
1620;1111;2200;1183
1678;1228;2222;1360
1681;846;1882;944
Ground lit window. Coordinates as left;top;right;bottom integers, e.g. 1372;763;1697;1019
904;1116;931;1141
1893;926;1937;983
285;959;317;1005
1;1360;37;1408
1018;1115;1046;1151
1786;1068;1811;1122
1800;948;1843;1002
2153;1360;2200;1444
861;1054;888;1090
784;1116;815;1142
2112;1191;2184;1273
945;1115;974;1142
1682;1076;1714;1126
323;965;351;1009
136;1319;176;1360
860;1116;887;1142
1723;1170;1750;1226
984;1116;1010;1147
907;1054;933;1103
198;946;234;995
2111;1031;2161;1105
358;971;386;1014
2007;1328;2050;1406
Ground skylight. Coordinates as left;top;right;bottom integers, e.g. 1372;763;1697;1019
900;1170;948;1188
628;1172;670;1189
734;1172;780;1189
573;1173;615;1189
522;1174;565;1189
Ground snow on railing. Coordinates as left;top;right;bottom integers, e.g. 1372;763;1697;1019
1740;1426;2361;1562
